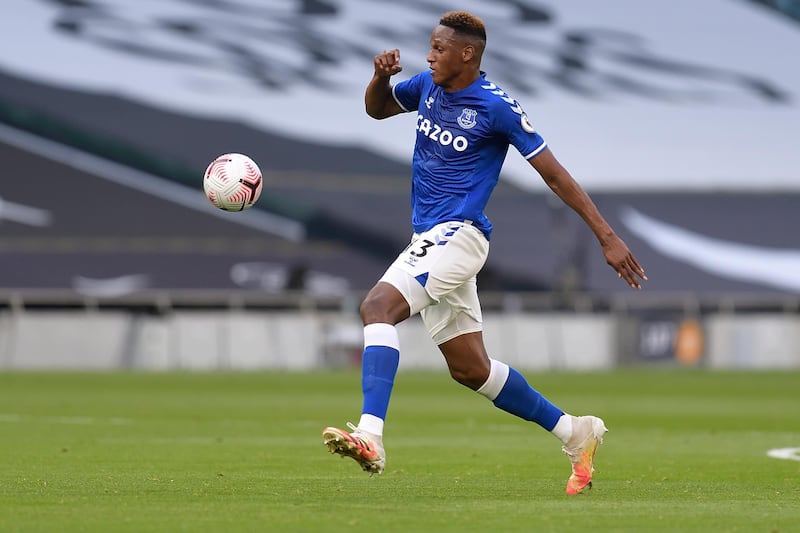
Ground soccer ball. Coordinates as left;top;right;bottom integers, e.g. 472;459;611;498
203;153;263;211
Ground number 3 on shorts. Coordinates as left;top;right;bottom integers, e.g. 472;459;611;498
408;239;435;257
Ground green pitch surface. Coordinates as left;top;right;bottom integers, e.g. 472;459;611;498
1;370;798;532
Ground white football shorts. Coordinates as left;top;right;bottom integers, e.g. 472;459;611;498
379;220;490;345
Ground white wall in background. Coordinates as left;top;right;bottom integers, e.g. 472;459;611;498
706;314;800;368
1;309;798;370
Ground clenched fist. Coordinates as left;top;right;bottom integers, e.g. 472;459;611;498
374;49;403;78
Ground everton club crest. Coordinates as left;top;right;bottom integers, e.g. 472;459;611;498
457;108;477;129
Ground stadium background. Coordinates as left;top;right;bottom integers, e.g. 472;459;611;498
0;0;798;371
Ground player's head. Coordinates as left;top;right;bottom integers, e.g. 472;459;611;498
427;11;486;90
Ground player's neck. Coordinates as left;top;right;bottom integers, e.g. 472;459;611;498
441;69;481;93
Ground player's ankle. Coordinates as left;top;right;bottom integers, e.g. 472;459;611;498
551;413;573;444
357;413;384;437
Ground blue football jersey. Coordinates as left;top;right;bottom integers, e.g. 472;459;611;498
392;71;547;239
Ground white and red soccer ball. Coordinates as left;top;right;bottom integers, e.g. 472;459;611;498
203;153;263;211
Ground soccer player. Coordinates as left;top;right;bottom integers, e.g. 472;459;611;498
323;10;646;495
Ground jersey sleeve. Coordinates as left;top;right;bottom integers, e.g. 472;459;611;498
391;72;429;113
495;101;548;160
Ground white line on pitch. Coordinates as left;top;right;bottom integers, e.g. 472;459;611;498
766;447;800;461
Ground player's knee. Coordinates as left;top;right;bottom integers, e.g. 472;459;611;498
360;283;409;325
448;365;488;391
359;296;379;324
359;291;394;324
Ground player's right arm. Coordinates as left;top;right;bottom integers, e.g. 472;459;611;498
365;49;405;119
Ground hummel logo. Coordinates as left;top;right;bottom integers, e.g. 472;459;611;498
425;96;435;109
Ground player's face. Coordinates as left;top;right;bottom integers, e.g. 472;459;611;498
426;26;467;90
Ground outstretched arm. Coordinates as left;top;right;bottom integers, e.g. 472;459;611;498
529;148;647;289
365;49;405;119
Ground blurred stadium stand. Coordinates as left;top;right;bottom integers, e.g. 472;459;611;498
750;0;800;21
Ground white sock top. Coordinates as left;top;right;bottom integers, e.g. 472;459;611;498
551;413;573;444
363;323;399;350
358;413;384;436
476;359;510;401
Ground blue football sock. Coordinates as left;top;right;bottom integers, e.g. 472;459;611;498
492;367;563;431
361;345;400;420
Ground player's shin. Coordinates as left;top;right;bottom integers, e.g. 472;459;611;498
358;323;400;436
477;358;564;432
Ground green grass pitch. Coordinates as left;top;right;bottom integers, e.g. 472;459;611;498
1;369;798;532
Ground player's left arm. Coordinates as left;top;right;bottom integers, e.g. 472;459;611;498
529;149;647;289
